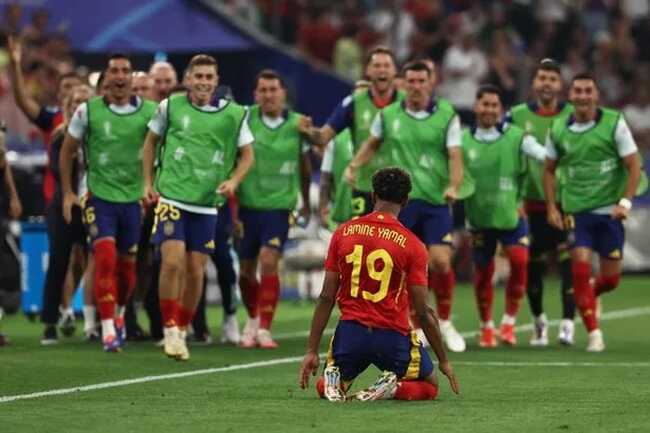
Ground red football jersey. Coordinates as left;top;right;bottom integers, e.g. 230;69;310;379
324;211;428;335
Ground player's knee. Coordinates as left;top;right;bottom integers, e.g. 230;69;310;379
429;257;450;274
160;256;183;277
508;246;529;268
259;252;280;275
94;239;117;270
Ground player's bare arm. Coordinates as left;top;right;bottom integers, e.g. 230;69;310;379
543;157;563;229
300;270;340;389
218;143;254;197
142;130;160;205
7;36;41;120
60;133;82;224
344;135;382;186
410;283;460;395
302;124;336;149
612;152;642;220
444;147;464;203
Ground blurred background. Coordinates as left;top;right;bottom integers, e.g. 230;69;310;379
1;0;649;314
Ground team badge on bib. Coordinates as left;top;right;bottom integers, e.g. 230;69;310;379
164;221;175;236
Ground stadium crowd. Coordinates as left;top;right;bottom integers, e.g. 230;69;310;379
0;0;646;401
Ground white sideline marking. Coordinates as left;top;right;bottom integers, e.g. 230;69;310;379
1;306;649;404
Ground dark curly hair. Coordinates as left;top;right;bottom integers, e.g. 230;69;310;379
372;167;412;205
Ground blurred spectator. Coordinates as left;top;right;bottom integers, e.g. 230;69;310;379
333;22;363;81
1;3;22;41
366;0;415;63
487;30;520;107
409;0;449;63
622;0;650;22
561;47;588;83
132;71;155;100
21;8;50;45
623;80;650;153
149;62;178;102
297;5;341;64
439;28;487;125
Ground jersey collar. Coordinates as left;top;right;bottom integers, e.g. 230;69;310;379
400;98;437;114
567;107;603;127
527;100;567;116
368;87;399;108
102;94;140;108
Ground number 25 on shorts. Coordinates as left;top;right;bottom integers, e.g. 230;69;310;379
345;244;394;303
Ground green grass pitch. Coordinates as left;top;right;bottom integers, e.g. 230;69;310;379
1;276;649;433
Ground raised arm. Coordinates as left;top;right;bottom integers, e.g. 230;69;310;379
7;36;41;121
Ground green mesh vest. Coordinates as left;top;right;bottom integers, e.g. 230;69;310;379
328;129;353;228
237;106;303;210
510;102;574;201
352;89;405;192
85;96;156;202
550;108;629;213
462;125;526;230
156;94;247;208
381;99;457;205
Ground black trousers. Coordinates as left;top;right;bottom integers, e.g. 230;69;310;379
40;202;84;325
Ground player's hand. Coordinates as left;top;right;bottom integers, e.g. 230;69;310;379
142;184;158;207
343;164;356;187
443;185;458;204
439;361;460;395
298;115;313;135
8;196;22;220
217;178;239;197
517;207;527;218
546;205;563;230
62;192;79;224
299;351;320;389
611;205;630;221
7;35;21;65
297;205;311;228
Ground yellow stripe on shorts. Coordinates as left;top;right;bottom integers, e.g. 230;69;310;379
403;331;421;380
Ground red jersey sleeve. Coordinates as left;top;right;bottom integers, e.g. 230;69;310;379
324;229;341;272
407;240;428;287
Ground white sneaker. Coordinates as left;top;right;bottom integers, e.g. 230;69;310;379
558;319;575;346
415;328;429;348
257;328;279;349
586;329;605;352
323;366;346;402
239;317;259;348
163;326;180;358
176;329;190;361
440;320;466;352
352;371;398;401
220;314;241;345
530;314;549;347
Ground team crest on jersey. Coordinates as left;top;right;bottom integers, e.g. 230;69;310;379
268;237;281;247
128;244;139;254
174;147;186;161
609;249;621;259
204;240;215;250
442;233;453;243
164;221;175;236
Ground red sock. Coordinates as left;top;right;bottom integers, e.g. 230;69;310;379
259;274;281;330
116;258;136;306
177;306;196;329
94;239;117;320
429;270;455;321
572;261;598;332
394;381;439;401
595;274;620;297
239;276;260;318
474;261;495;323
505;246;528;317
160;299;179;327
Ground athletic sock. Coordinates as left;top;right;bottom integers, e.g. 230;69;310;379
505;246;528;317
572;261;598;332
474;260;495;323
160;299;179;328
101;318;116;338
94;240;118;321
239;276;260;318
559;256;576;319
259;274;281;330
526;258;545;317
116;258;136;306
394;381;439;401
429;270;455;321
83;305;97;333
177;306;196;330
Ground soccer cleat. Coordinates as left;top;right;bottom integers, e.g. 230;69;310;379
352;371;398;401
499;323;517;346
415;328;429;348
440;320;466;352
189;332;213;346
239;317;259;348
114;316;126;346
176;330;190;361
257;328;279;349
479;326;497;348
163;326;181;358
586;329;605;352
558;319;575;346
40;325;59;346
323;366;346;402
102;334;121;352
220;313;241;345
58;311;76;337
529;314;549;347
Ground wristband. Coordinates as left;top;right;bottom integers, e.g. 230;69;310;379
618;198;632;210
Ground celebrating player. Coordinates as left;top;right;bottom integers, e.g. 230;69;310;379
304;46;403;218
543;73;642;352
299;167;459;402
237;69;312;349
463;85;547;347
143;54;254;360
507;59;576;346
344;61;467;352
61;54;157;352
